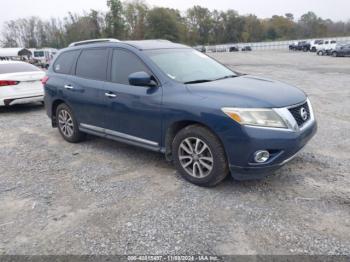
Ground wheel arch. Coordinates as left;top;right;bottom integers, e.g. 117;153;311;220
51;99;66;127
164;119;226;162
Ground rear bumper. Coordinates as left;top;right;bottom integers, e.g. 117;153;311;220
0;95;44;106
225;120;317;181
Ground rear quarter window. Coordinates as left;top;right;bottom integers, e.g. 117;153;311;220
53;50;80;75
0;63;41;74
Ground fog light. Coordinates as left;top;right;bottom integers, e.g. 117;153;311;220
254;150;270;163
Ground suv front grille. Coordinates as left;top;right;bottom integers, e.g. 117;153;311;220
288;102;310;127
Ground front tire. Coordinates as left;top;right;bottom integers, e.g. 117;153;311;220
172;125;229;187
56;103;85;143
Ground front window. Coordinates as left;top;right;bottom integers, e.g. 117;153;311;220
145;49;236;84
111;49;151;85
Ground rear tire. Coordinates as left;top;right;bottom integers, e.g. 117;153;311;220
56;103;85;143
332;52;338;57
172;125;229;187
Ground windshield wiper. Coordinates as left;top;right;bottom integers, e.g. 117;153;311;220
184;79;213;84
214;75;237;81
184;75;237;84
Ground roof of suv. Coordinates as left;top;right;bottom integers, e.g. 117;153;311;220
123;40;190;50
68;39;190;51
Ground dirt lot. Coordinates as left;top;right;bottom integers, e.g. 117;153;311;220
0;50;349;255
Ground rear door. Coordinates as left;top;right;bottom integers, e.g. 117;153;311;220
63;48;110;128
102;48;163;148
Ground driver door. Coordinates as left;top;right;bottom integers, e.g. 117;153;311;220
102;49;163;149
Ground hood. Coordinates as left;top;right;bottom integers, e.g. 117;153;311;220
185;75;307;108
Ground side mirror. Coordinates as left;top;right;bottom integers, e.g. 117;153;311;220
128;71;156;87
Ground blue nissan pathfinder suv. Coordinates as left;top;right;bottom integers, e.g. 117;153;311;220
44;39;317;187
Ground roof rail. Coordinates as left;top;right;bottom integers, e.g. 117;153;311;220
147;39;172;42
68;38;120;47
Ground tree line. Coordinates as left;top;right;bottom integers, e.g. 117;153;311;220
1;0;350;49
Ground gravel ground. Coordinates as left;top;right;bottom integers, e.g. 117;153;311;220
0;50;349;255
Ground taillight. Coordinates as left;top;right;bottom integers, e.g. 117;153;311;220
0;80;19;87
41;76;49;86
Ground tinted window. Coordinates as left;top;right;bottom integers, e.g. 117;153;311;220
76;49;108;81
0;63;41;74
111;49;150;85
54;50;79;75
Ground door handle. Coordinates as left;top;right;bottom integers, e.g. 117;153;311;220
105;92;117;98
64;84;74;90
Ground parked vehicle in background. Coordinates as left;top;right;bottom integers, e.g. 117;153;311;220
332;44;350;57
44;39;317;187
315;40;337;52
326;40;337;53
0;61;45;106
229;46;239;52
289;42;298;50
312;41;324;52
315;40;329;52
297;41;311;51
310;40;323;52
241;46;252;51
317;40;338;56
31;48;58;69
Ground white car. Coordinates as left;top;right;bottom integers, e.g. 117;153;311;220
315;40;337;54
0;61;45;106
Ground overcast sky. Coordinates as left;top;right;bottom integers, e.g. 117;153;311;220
1;0;349;29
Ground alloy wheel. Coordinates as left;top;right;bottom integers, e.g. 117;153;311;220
178;137;214;178
58;109;74;137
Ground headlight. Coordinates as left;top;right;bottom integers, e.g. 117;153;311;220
221;108;287;128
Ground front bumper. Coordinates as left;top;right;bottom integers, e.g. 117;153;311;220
226;120;317;180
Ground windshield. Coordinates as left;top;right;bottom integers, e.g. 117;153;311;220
145;49;236;84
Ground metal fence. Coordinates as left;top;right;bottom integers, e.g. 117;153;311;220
206;36;350;52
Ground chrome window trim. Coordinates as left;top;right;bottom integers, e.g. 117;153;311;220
80;123;159;146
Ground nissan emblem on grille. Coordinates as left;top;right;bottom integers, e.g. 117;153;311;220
300;107;308;121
